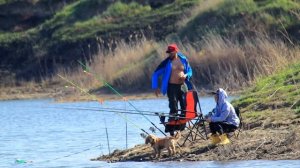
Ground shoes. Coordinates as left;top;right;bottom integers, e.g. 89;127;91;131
210;134;231;145
219;134;231;145
210;134;221;145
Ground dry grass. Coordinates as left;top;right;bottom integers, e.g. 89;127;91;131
91;39;156;83
55;34;299;94
185;35;299;89
2;33;299;100
52;39;159;95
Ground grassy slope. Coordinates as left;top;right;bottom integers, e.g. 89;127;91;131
0;0;299;88
179;0;300;43
232;62;300;125
0;0;198;43
0;0;200;82
1;0;299;51
49;1;191;42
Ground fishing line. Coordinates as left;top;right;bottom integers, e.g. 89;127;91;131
17;143;104;165
58;74;150;135
78;60;167;136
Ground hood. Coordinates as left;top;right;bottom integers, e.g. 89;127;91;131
217;88;228;105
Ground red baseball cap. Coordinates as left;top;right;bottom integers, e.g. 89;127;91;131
166;44;179;53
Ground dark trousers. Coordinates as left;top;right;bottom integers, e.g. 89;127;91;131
167;83;186;119
166;83;186;135
209;122;237;135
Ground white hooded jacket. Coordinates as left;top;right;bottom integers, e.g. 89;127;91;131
211;88;240;127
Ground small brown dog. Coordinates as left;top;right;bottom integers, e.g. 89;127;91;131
145;132;181;158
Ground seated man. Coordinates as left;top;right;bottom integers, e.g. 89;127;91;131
205;88;240;145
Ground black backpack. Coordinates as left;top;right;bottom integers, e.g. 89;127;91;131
234;106;243;129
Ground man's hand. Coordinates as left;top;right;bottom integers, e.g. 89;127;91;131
154;88;161;97
206;117;212;123
179;73;187;82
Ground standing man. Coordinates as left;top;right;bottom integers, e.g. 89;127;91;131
152;44;193;136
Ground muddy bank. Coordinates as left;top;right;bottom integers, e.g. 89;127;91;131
94;123;300;162
0;84;156;101
0;83;239;101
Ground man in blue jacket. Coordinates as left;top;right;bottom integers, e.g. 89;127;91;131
152;44;193;136
206;88;240;145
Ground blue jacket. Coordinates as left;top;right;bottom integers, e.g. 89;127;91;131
152;52;193;95
211;88;240;127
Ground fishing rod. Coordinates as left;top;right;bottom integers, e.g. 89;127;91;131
78;60;167;136
54;105;201;115
57;74;150;135
42;106;201;120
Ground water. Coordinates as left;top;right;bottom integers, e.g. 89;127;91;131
1;97;300;168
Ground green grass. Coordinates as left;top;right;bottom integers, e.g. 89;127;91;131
48;0;199;42
41;1;82;31
0;32;26;44
295;107;300;114
102;1;151;18
216;0;257;16
179;0;300;42
1;0;299;47
233;63;300;114
0;0;46;5
242;111;264;120
0;26;39;46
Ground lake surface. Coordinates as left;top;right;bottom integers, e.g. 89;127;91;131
1;96;300;168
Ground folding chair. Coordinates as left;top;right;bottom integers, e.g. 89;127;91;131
158;90;208;146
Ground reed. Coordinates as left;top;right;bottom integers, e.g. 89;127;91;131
187;34;299;89
55;33;299;93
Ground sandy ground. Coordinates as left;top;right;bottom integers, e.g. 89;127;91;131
93;122;300;162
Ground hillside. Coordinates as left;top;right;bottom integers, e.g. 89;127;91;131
0;0;196;83
0;0;299;99
180;0;300;44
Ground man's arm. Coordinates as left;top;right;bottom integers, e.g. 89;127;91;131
152;58;169;89
152;68;164;89
185;60;192;80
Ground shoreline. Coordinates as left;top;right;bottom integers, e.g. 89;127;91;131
0;84;243;102
0;85;158;102
2;85;300;162
93;124;300;162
